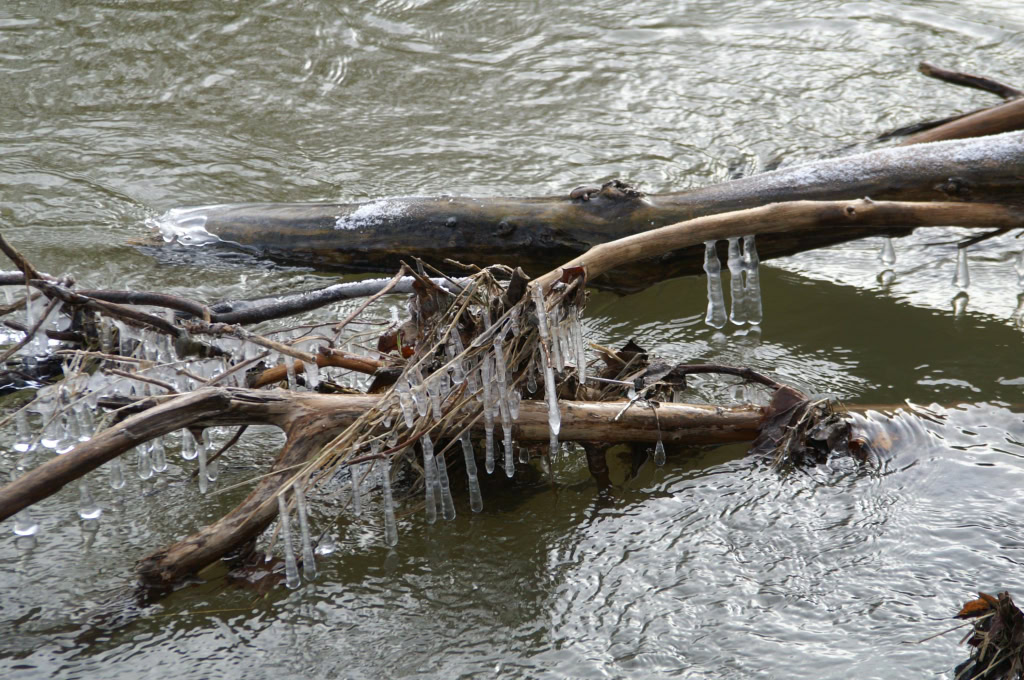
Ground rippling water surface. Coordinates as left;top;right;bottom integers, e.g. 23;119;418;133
2;1;1024;678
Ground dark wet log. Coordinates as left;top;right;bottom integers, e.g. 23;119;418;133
155;132;1024;293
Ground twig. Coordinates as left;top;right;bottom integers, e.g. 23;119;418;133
0;296;60;363
331;265;409;344
919;61;1023;100
78;290;212;323
31;279;181;338
105;368;177;393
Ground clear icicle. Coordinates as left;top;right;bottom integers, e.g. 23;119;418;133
285;358;298;390
482;356;495;474
653;438;666;467
396;380;416;428
727;237;747;325
109;456;125;490
550;431;559;464
1015;251;1024;287
138;445;154;480
277;494;300;589
526;361;538;394
197;430;209;493
78;479;101;519
703;240;728;329
742;235;763;326
13;508;39;536
508;387;521;420
954;247;970;289
180;429;198;460
434;449;457;521
503;423;514;479
351;463;363;516
531;286;561;437
448;328;465;384
150;436;167;473
294;482;316;581
573;311;586;384
879;236;897;265
380;458;399;546
422;434;439;524
460;433;483;513
303;361;320;391
409;367;429;417
426;376;442;421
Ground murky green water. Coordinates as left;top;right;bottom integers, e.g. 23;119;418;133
3;1;1024;678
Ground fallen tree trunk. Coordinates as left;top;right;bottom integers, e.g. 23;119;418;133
155;131;1024;292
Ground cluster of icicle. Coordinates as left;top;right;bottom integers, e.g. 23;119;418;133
6;293;340;537
272;281;588;588
702;235;763;329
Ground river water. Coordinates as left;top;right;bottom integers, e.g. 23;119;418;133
3;1;1024;678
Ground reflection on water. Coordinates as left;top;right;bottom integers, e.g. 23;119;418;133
2;0;1024;677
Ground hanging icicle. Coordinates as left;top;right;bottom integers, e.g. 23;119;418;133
742;235;763;326
727;237;747;325
954;247;970;290
460;433;483;513
294;482;316;581
878;236;897;265
703;240;728;329
276;494;300;589
380;457;399;546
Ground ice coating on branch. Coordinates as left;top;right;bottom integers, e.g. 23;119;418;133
727;237;747;325
380;458;399;546
334;198;408;231
742;235;763;326
448;327;466;384
434;448;456;521
954;247;970;289
879;237;897;265
294;482;316;581
422;434;438;524
149;207;223;246
277;494;300;589
460;433;483;513
703;241;728;329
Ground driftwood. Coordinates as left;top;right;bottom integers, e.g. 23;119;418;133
157;132;1024;293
